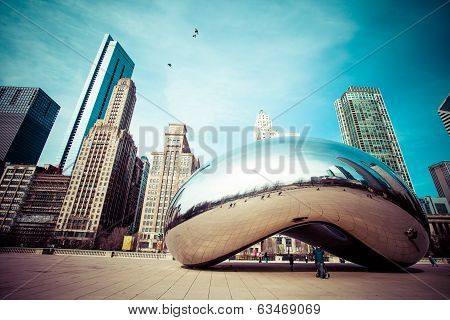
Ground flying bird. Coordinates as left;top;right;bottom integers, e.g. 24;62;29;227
193;28;199;38
167;63;172;67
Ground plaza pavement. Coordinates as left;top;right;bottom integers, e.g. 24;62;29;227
0;253;449;300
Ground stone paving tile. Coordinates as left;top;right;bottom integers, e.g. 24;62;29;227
0;254;449;300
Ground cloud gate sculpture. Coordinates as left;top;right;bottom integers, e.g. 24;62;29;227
164;137;429;268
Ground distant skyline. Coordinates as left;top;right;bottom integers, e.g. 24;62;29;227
0;0;449;197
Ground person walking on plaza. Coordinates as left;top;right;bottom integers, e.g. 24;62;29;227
289;254;294;271
428;254;439;267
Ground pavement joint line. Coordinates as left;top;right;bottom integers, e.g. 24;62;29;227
182;269;201;300
1;256;67;300
224;271;232;300
104;265;180;300
207;271;212;300
236;270;256;300
130;267;184;300
157;268;191;300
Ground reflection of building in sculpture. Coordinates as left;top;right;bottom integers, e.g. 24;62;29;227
10;166;70;247
334;86;413;191
138;124;199;251
55;79;137;248
429;161;450;204
437;95;450;135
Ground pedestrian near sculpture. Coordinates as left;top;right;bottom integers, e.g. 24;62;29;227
289;254;294;271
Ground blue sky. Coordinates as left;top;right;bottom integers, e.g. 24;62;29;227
0;0;449;197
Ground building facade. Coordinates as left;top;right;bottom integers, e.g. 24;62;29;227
55;78;137;248
427;214;450;256
254;109;299;141
334;86;414;190
130;156;150;234
10;166;70;247
0;165;41;235
255;110;278;140
138;124;199;251
0;86;60;165
59;34;134;172
420;196;450;215
429;161;450;204
438;95;450;135
124;157;144;232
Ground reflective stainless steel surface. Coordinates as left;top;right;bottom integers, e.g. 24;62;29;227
165;137;429;268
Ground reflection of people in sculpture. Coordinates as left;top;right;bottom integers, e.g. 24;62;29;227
264;252;268;263
405;227;418;240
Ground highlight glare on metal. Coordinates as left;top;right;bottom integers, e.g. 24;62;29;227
165;137;429;268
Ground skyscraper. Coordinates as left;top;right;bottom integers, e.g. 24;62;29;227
0;86;60;165
129;156;150;234
334;86;414;190
55;78;137;248
0;165;39;233
438;95;450;135
429;161;450;204
254;109;299;141
138;124;199;251
255;110;277;140
9;166;70;247
124;157;144;232
59;34;134;172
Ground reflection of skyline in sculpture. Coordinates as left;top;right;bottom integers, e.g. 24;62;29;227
165;137;429;268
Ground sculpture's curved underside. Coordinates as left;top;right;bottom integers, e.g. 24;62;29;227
165;137;429;268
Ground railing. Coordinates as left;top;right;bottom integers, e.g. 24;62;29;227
0;247;43;255
113;251;172;260
54;249;110;257
0;247;172;260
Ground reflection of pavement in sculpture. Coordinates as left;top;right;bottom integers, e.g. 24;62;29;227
165;138;429;268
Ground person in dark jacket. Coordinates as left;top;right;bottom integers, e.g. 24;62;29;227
428;254;439;267
313;247;328;279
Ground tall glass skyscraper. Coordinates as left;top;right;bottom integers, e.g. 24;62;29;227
58;34;134;172
0;86;60;165
334;86;414;191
